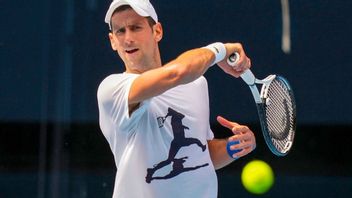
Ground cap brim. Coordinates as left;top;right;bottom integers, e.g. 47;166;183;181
105;1;151;29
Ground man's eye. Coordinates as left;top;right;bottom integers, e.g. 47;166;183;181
115;28;125;35
131;26;141;31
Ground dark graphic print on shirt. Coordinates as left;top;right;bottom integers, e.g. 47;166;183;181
146;107;209;183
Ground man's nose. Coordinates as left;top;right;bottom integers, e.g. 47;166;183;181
124;30;134;45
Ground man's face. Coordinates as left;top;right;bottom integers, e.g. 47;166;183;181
109;8;162;73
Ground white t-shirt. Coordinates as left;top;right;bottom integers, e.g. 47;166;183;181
97;73;217;198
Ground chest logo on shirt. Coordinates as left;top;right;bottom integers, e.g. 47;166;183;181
145;107;209;184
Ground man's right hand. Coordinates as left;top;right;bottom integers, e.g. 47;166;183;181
217;43;251;78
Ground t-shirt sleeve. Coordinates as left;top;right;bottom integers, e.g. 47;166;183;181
97;74;150;134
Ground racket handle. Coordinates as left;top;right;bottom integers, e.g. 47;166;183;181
227;53;256;85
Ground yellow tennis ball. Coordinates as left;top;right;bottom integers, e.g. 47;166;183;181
241;160;274;194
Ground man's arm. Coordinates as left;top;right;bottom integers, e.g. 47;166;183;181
208;116;256;170
128;48;214;106
207;138;234;169
128;43;251;110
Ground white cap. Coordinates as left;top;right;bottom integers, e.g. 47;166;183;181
105;0;158;30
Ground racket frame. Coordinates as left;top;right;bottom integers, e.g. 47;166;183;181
227;53;295;156
248;73;295;156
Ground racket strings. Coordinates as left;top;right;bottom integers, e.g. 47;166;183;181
264;78;295;152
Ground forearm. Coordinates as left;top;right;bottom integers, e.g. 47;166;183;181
164;48;215;84
208;139;234;170
129;47;216;105
163;42;226;85
129;42;229;110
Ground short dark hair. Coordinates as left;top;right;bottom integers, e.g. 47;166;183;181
110;5;156;31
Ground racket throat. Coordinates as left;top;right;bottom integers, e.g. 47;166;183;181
248;85;262;104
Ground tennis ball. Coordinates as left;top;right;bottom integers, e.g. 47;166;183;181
241;160;274;194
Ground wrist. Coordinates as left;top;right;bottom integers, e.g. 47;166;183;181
202;42;226;66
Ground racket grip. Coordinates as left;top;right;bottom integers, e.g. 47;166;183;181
227;53;256;85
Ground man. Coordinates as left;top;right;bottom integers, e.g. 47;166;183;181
97;0;256;197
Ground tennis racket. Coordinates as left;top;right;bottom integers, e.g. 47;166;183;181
227;53;296;156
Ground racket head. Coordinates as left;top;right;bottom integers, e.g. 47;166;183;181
257;75;296;156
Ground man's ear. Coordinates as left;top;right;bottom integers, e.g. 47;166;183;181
153;22;163;42
108;32;118;51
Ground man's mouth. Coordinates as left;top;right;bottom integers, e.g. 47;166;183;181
125;49;139;54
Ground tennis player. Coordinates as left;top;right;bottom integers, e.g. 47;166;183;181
97;0;256;197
